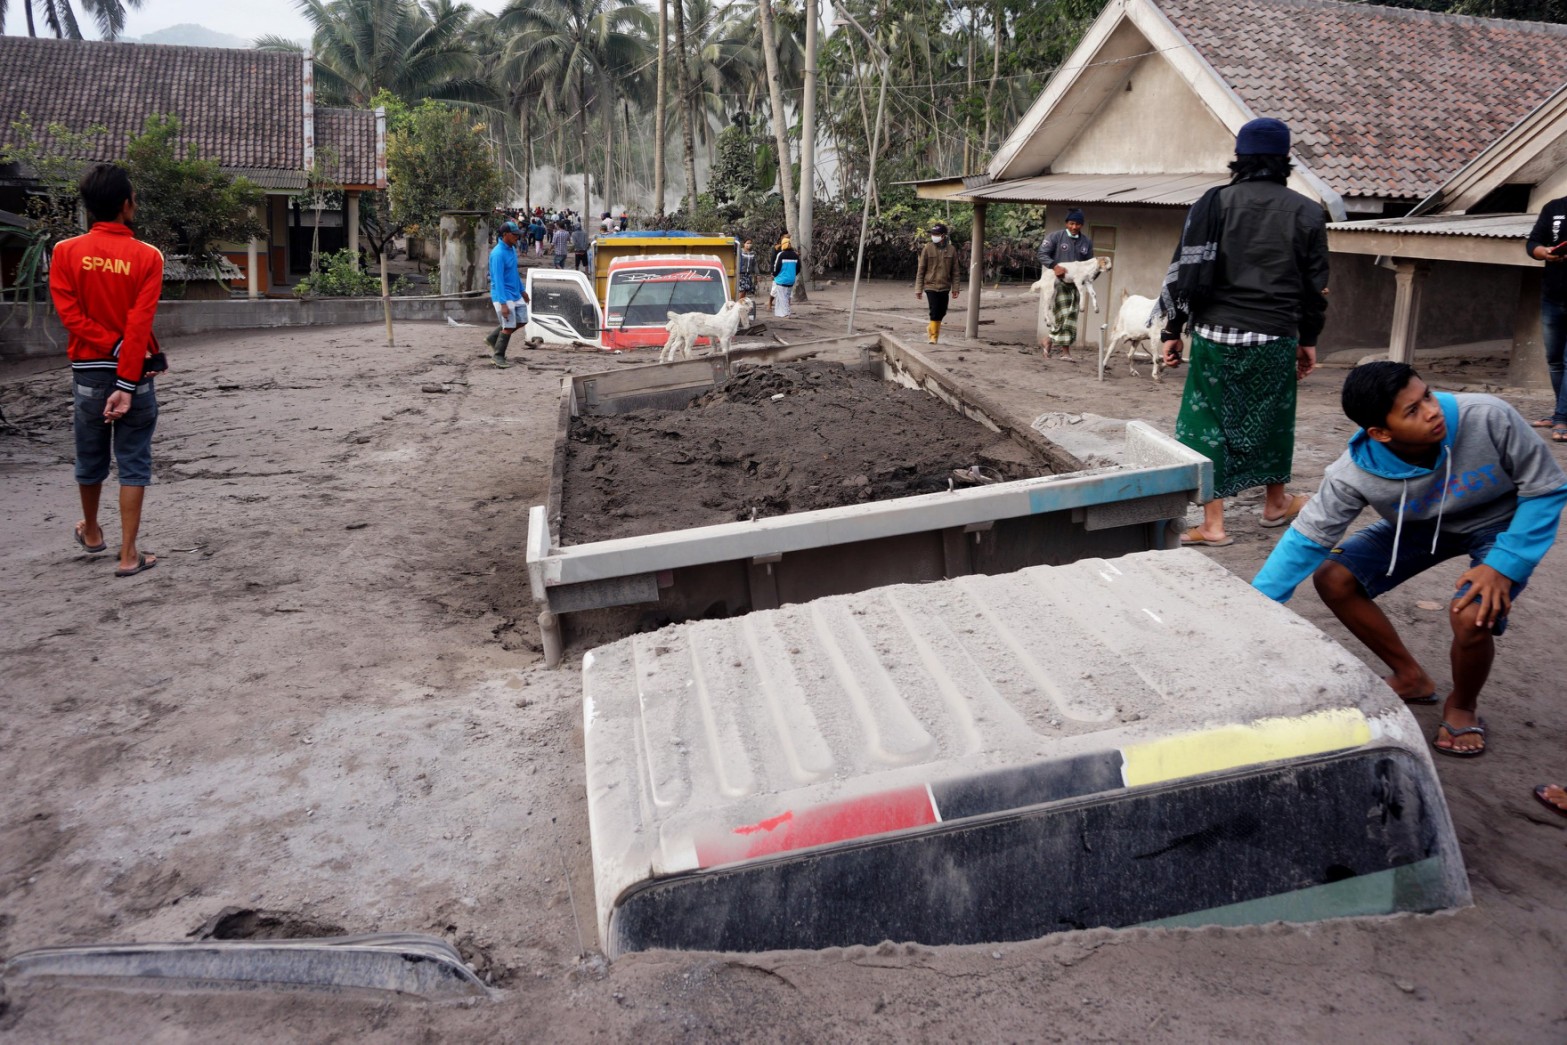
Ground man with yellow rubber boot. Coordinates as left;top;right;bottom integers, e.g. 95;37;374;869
914;222;961;344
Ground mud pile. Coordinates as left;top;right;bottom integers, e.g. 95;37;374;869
560;360;1053;544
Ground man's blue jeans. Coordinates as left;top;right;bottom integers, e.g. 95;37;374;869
1543;296;1567;424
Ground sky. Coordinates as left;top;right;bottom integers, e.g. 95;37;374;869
103;0;518;45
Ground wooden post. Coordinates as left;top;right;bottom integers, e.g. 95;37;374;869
380;252;394;348
1509;267;1550;388
1387;259;1429;364
347;192;360;259
247;237;259;300
966;203;986;340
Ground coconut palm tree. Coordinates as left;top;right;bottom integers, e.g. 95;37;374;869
679;0;762;162
258;0;486;108
497;0;651;214
1;0;144;39
465;11;560;207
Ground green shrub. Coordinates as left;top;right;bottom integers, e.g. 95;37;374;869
294;249;381;297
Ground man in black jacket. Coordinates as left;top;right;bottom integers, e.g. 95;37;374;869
1159;117;1329;546
1524;197;1567;441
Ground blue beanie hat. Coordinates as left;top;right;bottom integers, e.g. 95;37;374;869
1236;117;1290;156
1065;208;1086;224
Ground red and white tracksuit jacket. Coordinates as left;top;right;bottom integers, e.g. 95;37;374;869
50;222;164;394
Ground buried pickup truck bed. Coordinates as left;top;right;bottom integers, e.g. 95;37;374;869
581;549;1469;956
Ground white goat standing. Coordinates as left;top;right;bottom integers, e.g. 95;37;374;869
660;300;745;363
1107;292;1172;381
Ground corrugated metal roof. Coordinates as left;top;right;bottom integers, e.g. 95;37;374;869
223;168;308;191
958;172;1226;206
1328;212;1534;238
582;548;1412;939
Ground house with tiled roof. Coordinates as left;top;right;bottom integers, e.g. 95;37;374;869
1326;80;1567;386
0;36;385;296
919;0;1567;359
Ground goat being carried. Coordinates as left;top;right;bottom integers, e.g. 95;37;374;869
660;300;745;363
1028;256;1113;316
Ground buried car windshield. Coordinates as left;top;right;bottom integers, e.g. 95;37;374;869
607;267;726;327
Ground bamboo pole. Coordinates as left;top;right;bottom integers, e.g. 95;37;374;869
380;252;394;348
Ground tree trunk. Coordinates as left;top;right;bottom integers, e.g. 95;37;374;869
795;0;818;299
983;0;1001;160
25;1;36;36
758;0;799;257
604;89;615;214
672;0;698;214
654;0;668;216
579;66;591;214
521;104;532;209
965;8;976;174
846;35;879;216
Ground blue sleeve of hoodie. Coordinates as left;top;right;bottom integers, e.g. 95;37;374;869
1483;484;1567;583
1251;527;1335;603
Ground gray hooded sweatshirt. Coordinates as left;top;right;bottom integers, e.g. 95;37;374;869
1253;392;1567;601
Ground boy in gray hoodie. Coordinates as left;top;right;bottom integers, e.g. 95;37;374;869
1253;361;1567;758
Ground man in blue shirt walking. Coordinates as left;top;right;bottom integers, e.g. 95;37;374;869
486;221;528;369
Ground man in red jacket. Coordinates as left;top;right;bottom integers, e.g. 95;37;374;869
50;164;165;577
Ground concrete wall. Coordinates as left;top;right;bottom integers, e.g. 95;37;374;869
0;294;494;362
1052;55;1234;177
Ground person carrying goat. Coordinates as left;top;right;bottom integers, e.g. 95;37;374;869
1034;209;1095;360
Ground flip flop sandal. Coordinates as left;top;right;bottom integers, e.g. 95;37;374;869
1432;718;1487;758
1386;677;1439;705
1532;784;1567;818
1552;426;1567;443
1180;527;1234;548
1529;416;1557;428
114;553;157;578
1260;493;1309;528
73;524;107;554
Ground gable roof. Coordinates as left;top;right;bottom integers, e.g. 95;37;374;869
0;36;380;188
1413;80;1567;214
1162;0;1567;201
990;0;1567;208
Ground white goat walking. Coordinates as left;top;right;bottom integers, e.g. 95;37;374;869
660;300;745;363
1107;292;1171;381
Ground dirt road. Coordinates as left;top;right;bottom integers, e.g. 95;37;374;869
2;281;1564;1041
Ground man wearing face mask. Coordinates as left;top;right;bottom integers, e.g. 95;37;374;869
1034;208;1094;360
914;222;961;343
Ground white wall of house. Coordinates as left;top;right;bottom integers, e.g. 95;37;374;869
1530;167;1567;211
1052;56;1234;177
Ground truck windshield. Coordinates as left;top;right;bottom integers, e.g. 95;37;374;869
606;267;726;327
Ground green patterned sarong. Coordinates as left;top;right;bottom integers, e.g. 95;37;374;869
1047;282;1080;346
1174;333;1298;499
